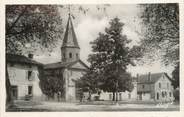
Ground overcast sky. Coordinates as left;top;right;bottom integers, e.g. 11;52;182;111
34;5;174;76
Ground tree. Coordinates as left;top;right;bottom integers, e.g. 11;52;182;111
6;5;63;54
76;69;100;101
139;4;179;66
86;17;139;101
39;68;65;100
6;5;63;106
172;62;179;89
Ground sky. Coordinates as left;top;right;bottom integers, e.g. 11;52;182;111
34;5;174;77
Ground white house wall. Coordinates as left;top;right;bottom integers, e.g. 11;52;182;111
154;74;174;102
141;93;151;101
98;81;137;101
7;63;43;101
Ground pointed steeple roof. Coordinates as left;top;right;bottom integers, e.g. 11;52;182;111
62;14;80;48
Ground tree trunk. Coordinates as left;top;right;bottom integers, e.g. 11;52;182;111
115;80;118;102
88;90;91;101
6;64;12;107
115;91;118;102
112;92;115;101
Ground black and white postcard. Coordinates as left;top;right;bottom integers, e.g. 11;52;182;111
0;0;184;117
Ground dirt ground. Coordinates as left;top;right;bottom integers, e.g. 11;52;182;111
6;100;180;112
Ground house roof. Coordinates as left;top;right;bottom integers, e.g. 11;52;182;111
44;59;88;70
61;14;80;49
6;54;42;66
137;72;171;84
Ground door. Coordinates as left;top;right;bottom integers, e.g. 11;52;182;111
11;86;18;100
157;92;159;100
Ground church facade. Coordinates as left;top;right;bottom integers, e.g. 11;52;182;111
44;14;88;102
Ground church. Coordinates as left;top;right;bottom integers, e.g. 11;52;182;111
44;14;88;102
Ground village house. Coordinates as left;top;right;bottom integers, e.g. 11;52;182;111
137;72;174;102
6;54;43;101
91;72;174;102
44;14;88;102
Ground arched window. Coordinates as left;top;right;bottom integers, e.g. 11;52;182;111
165;92;167;97
69;53;72;58
159;83;161;88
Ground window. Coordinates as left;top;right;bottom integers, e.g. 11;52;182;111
63;53;66;59
169;92;172;97
165;92;167;97
142;85;145;89
28;86;33;95
69;53;72;58
28;71;32;80
70;70;73;76
76;53;79;59
159;83;161;88
11;86;18;99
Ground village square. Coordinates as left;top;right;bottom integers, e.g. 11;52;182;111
5;4;179;111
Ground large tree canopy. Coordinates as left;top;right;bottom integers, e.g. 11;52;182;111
139;4;179;89
78;18;139;101
139;4;179;66
6;5;63;54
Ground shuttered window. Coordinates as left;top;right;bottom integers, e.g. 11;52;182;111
28;86;33;95
27;71;35;81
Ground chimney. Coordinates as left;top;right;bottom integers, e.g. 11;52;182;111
28;53;33;59
148;72;151;82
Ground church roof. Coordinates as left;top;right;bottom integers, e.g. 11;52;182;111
44;59;88;70
137;72;171;84
61;14;80;48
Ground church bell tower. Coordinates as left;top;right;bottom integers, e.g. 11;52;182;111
61;14;80;62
